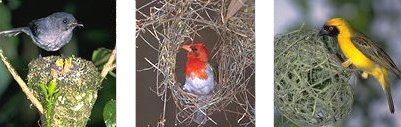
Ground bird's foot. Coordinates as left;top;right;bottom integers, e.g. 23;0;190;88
361;71;369;79
341;59;352;68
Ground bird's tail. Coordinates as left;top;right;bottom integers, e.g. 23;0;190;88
385;86;395;114
194;96;208;125
374;68;394;113
0;27;30;37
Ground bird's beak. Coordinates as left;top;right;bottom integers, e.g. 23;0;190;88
181;45;192;52
318;28;329;36
71;22;84;27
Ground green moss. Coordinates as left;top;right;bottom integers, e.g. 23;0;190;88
27;56;101;127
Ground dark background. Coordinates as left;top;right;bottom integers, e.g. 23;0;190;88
0;0;115;126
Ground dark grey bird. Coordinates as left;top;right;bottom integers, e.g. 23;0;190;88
0;12;83;51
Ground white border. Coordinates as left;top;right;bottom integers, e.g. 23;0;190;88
116;0;136;126
116;0;274;126
255;0;274;126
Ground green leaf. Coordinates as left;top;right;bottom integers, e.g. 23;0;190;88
103;99;116;127
108;71;116;78
47;80;58;96
92;48;112;68
39;82;48;96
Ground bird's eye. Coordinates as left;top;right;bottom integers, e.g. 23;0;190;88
191;47;197;52
329;26;334;31
63;18;68;24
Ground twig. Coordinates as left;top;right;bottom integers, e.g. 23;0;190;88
0;49;44;114
100;48;116;79
158;86;168;127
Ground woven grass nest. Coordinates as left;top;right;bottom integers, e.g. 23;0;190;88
137;0;255;126
274;27;354;126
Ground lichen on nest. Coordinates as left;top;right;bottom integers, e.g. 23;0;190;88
27;56;101;127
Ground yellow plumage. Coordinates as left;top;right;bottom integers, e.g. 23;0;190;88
319;18;401;113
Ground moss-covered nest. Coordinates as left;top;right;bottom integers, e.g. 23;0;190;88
27;56;101;127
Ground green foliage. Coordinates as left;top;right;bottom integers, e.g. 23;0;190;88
92;48;112;68
39;80;60;127
103;99;116;127
294;0;309;14
330;0;374;32
92;48;115;77
40;80;60;102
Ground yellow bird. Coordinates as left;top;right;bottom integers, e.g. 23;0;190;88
319;18;401;113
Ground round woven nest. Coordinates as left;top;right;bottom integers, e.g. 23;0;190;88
274;27;354;126
137;0;255;126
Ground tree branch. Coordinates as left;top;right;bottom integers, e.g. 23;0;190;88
0;49;44;114
100;49;116;79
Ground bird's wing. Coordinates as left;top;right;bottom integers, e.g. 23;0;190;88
351;32;401;78
0;27;32;37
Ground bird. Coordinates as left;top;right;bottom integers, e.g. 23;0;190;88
181;42;216;125
319;18;401;113
0;12;83;51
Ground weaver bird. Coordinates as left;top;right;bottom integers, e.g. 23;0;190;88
319;18;401;113
182;42;216;124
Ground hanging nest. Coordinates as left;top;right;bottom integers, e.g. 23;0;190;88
137;0;254;126
274;27;354;126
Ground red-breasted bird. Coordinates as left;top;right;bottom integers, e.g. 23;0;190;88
319;18;401;113
181;42;216;125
